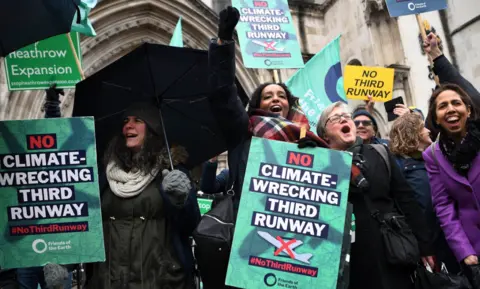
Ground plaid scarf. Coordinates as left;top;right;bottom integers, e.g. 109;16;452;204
249;103;328;148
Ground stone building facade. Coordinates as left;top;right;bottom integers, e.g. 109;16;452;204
0;0;475;153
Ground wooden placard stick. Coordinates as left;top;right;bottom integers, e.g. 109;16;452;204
66;33;85;80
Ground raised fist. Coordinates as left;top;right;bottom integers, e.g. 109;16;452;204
218;6;240;41
46;83;64;102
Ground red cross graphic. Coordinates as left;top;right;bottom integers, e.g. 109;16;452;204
264;42;276;51
274;236;296;259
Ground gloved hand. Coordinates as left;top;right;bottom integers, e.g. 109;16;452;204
44;263;69;289
218;6;240;41
297;137;317;149
46;84;64;102
162;169;192;207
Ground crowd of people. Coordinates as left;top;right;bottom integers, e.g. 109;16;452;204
1;6;480;289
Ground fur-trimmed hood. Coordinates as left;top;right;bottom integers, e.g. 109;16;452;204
159;146;189;169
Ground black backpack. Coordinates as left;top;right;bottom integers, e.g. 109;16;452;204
193;188;235;288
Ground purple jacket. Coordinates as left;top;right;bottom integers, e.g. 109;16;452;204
423;143;480;262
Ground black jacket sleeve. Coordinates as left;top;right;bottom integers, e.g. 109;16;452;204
208;39;249;150
200;161;229;194
433;55;480;104
44;87;62;118
388;151;434;256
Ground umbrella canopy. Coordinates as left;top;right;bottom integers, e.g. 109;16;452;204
0;0;80;57
73;43;227;169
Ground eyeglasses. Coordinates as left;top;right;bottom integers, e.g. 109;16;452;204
354;120;373;127
326;113;352;126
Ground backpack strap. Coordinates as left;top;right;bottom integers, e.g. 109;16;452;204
370;144;391;179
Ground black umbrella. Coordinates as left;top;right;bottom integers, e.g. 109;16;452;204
73;43;227;169
0;0;80;57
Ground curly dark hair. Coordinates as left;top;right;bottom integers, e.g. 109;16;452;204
247;83;296;115
427;83;478;131
103;126;165;174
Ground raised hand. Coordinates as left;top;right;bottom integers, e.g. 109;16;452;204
46;83;64;102
423;32;442;60
393;104;410;117
218;6;240;41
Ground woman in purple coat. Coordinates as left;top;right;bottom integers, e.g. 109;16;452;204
423;83;480;268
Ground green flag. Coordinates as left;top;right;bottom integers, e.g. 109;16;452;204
71;0;97;37
169;17;183;47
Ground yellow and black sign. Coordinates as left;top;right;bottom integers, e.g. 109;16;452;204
344;65;394;102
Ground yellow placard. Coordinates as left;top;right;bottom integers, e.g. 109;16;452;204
344;65;395;102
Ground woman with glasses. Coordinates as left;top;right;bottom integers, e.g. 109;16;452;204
390;114;459;273
317;102;434;289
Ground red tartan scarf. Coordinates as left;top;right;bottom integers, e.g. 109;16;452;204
248;103;329;148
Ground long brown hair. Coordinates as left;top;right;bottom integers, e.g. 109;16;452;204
389;114;424;156
427;84;477;131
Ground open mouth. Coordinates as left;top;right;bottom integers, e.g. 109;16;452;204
341;125;351;134
445;115;460;125
125;133;138;139
270;105;282;113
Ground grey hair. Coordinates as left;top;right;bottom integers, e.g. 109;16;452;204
317;101;350;138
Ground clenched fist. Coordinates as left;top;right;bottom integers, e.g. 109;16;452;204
218;6;240;41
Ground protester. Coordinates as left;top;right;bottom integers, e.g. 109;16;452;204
423;32;480;140
423;84;480;270
317;101;434;289
207;7;328;212
199;156;229;194
85;102;200;289
15;85;74;289
390;113;459;273
352;110;389;145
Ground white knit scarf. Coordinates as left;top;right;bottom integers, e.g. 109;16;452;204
106;161;160;198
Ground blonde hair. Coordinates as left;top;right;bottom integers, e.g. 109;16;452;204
389;113;424;156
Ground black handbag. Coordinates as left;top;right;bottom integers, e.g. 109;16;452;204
415;264;472;289
464;264;480;289
364;190;421;267
193;189;235;289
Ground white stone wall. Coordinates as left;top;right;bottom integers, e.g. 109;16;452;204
446;0;480;89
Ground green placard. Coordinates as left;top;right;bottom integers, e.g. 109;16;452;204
226;137;352;288
0;117;105;269
232;0;304;69
197;198;213;215
4;32;82;91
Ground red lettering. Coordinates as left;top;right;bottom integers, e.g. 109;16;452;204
300;155;312;167
287;152;301;165
287;151;314;168
42;135;55;148
28;136;42;149
254;1;268;7
27;134;57;150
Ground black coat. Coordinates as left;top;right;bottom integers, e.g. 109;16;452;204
207;39;250;210
348;145;433;289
